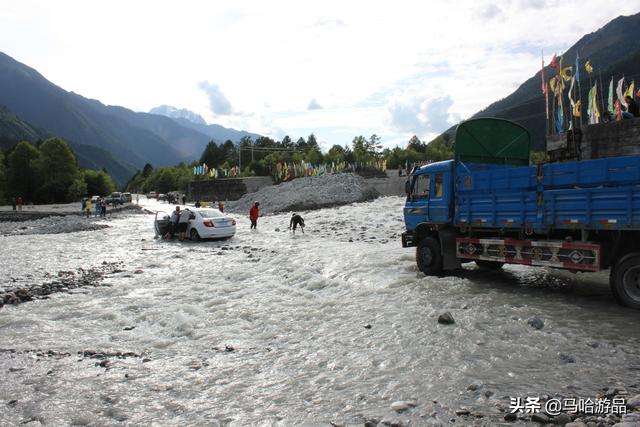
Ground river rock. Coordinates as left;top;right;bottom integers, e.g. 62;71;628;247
504;412;517;421
379;418;404;427
527;316;544;330
390;400;416;412
627;393;640;409
565;422;587;427
555;413;572;425
559;353;576;363
622;413;640;423
438;312;455;325
531;413;549;423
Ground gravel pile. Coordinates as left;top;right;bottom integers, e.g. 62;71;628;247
225;173;379;214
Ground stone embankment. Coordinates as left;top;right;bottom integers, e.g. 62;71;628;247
225;173;379;214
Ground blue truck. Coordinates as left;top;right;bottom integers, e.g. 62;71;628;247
402;118;640;309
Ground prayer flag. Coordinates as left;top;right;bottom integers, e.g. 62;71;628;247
560;66;572;82
608;77;614;114
550;53;559;70
573;100;581;117
617;77;627;107
585;60;593;74
624;81;635;98
574;54;580;82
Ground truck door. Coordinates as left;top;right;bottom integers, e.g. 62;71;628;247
404;173;431;229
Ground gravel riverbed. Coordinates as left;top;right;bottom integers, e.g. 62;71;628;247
1;195;639;426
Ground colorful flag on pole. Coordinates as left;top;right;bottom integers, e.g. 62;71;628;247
550;53;559;70
615;100;622;121
617;77;627;107
585;60;593;74
608;77;614;114
624;81;635;98
573;100;581;117
560;66;573;82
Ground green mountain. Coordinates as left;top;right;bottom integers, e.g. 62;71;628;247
0;52;218;180
441;13;640;151
0;104;136;186
0;104;43;150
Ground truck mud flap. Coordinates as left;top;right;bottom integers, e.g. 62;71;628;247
456;237;601;272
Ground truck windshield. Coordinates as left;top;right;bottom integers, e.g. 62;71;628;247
413;174;430;198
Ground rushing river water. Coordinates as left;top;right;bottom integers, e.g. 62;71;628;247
1;196;639;426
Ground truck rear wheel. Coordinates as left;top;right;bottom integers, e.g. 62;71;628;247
416;237;443;276
475;260;505;270
610;252;640;309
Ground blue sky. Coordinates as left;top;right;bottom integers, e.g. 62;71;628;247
1;1;639;150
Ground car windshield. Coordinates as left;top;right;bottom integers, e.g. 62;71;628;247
198;210;225;218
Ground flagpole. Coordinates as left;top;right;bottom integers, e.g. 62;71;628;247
598;72;605;123
576;53;583;127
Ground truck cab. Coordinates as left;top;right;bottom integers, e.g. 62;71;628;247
402;160;453;247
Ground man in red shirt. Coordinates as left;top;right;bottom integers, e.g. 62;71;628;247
249;201;260;229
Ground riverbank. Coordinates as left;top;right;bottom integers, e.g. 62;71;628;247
0;204;145;236
0;203;144;222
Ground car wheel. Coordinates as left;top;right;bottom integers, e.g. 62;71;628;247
190;229;200;242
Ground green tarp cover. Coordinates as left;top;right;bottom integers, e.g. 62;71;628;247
455;118;530;165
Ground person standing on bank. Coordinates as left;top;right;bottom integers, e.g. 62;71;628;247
249;202;260;230
289;213;305;234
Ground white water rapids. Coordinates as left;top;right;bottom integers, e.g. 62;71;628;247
1;196;639;426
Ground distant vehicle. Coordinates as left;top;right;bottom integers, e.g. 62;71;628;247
148;191;157;199
157;194;168;201
154;208;236;241
106;192;124;205
122;192;132;203
90;195;100;203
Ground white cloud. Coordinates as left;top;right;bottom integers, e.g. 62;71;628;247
307;98;323;110
1;0;639;149
198;81;233;116
386;94;460;136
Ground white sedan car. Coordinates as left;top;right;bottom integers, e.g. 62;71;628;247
187;208;236;241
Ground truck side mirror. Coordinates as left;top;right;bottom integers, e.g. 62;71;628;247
405;180;411;195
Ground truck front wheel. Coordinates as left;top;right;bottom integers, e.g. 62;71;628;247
610;252;640;309
416;237;443;276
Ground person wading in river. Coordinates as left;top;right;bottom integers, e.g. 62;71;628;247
289;213;305;234
249;202;260;230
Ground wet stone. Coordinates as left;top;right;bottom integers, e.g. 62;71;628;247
559;353;576;363
504;412;518;422
531;412;549;423
555;413;573;425
438;312;455;325
528;316;545;330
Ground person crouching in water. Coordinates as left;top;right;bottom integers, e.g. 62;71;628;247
178;207;191;241
289;213;305;234
249;202;260;230
164;206;180;239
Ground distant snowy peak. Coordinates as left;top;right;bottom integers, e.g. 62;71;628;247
149;105;207;126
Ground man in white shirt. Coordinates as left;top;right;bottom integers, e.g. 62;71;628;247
178;208;192;241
